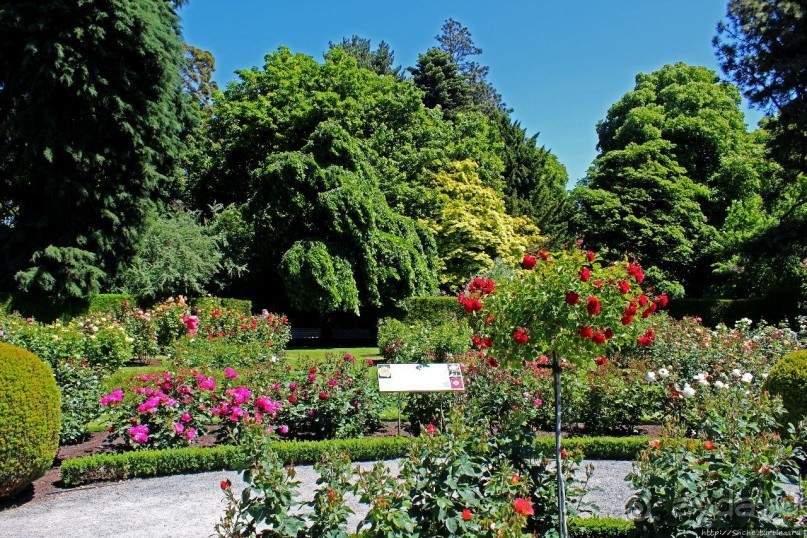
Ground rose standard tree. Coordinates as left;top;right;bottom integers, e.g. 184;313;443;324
459;248;665;537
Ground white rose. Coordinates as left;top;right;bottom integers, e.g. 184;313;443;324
714;380;725;389
698;377;710;386
646;371;657;382
658;368;670;379
731;369;742;377
682;385;696;399
270;355;278;363
741;372;753;384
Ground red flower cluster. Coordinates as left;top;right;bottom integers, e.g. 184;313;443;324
472;334;492;349
617;280;631;294
468;277;496;295
461;508;472;521
513;328;529;345
628;262;644;283
586;250;596;262
458;292;483;313
514;497;534;516
595;356;607;366
655;294;669;308
637;327;656;346
579;267;591;282
565;291;580;305
539;250;550;260
586;296;601;315
522;254;537;270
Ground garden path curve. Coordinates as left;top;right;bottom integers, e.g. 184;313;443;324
0;459;634;537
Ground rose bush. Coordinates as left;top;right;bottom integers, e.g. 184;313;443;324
628;388;805;533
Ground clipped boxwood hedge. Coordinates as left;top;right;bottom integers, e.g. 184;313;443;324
666;297;798;327
192;296;253;316
61;437;411;486
61;435;652;487
402;296;463;323
0;292;136;322
0;343;61;498
568;517;638;537
763;350;807;425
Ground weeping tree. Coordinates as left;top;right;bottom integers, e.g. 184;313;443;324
461;249;663;537
0;0;188;297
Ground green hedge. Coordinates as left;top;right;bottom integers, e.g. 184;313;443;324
546;436;652;460
61;437;411;486
568;517;638;537
667;297;798;327
61;435;652;487
0;292;136;322
402;296;463;323
192;296;253;316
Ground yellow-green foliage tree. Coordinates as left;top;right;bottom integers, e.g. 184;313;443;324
425;160;543;290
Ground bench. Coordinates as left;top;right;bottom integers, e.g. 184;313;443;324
332;328;375;342
290;327;322;341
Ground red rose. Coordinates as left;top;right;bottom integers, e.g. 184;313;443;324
309;367;317;374
638;294;648;307
642;302;657;318
625;302;638;317
621;315;633;326
510;474;520;484
319;391;328;400
539;250;550;260
593;279;603;287
426;423;436;434
704;441;715;450
628;262;645;283
579;267;591;282
513;328;529;345
220;479;231;490
579;326;594;339
649;439;660;449
592;332;606;345
522;254;537;270
637;328;655;347
483;336;492;348
655;294;669;308
561;448;568;459
587;250;596;262
586;296;601;315
462;508;472;521
604;328;614;339
472;335;484;348
595;356;607;366
617;280;630;294
367;359;375;366
565;291;580;305
514;497;534;516
288;394;297;404
488;356;499;368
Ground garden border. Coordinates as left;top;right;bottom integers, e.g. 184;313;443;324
60;435;652;487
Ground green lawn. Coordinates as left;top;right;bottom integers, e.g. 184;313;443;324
285;346;380;365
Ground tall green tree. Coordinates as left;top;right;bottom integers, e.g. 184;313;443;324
182;44;219;114
409;48;472;115
496;114;573;245
0;0;187;297
328;36;403;79
715;0;807;173
189;48;439;313
572;63;767;296
435;18;505;114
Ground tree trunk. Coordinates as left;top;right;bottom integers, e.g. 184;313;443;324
553;352;568;538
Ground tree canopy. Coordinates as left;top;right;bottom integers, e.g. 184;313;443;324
0;0;187;298
573;63;772;296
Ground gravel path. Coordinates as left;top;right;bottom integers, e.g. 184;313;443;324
0;460;669;537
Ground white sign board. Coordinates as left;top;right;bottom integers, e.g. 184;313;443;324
376;363;465;393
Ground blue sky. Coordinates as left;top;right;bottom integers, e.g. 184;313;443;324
179;0;765;188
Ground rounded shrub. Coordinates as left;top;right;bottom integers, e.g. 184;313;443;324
763;349;807;425
0;342;61;498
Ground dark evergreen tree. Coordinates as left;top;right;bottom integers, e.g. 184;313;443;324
0;0;188;297
329;35;403;79
409;48;472;114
